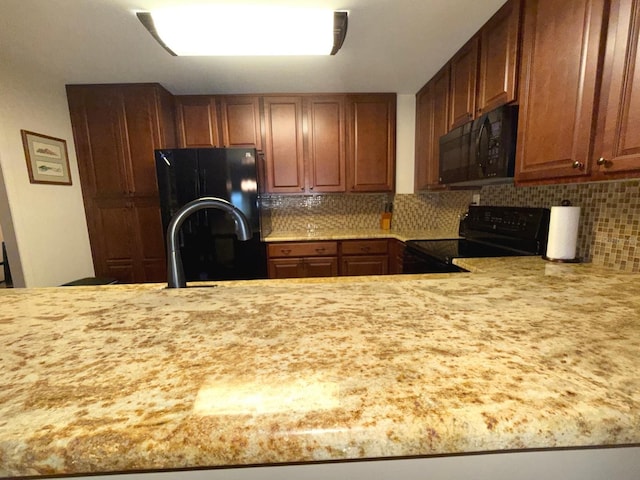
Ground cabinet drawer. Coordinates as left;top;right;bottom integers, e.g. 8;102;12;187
267;241;338;258
340;239;389;255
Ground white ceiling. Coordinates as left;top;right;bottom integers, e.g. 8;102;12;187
0;0;506;95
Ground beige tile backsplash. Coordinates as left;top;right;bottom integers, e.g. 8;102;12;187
262;179;640;272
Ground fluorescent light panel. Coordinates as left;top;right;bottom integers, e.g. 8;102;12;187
139;5;345;56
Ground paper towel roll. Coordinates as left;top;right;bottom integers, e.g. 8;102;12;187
545;206;581;260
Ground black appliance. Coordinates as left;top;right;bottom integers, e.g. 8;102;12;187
439;105;518;186
404;205;550;273
155;148;268;282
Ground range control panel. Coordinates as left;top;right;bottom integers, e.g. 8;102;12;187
460;206;551;241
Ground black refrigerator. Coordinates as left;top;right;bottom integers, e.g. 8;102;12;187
155;148;268;282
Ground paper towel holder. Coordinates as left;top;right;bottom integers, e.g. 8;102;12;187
542;199;582;263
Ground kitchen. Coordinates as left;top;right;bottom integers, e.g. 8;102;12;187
1;0;640;478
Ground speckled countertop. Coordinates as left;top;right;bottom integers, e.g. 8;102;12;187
1;257;640;477
263;228;456;242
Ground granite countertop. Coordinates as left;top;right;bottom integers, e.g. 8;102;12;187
1;258;640;477
263;228;457;242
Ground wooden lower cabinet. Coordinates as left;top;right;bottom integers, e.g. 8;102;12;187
340;239;389;276
267;239;393;279
267;241;338;279
388;239;406;274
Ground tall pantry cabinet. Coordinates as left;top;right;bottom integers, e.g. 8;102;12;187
66;83;176;283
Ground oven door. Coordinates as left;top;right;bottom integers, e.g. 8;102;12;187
403;245;466;274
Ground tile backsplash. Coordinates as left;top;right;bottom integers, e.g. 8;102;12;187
262;179;640;272
480;180;640;272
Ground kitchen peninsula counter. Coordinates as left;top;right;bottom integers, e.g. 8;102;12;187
1;258;640;477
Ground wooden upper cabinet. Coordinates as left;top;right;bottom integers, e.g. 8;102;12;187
347;93;396;192
477;0;521;114
593;0;640;178
449;37;479;130
306;95;346;193
67;86;129;197
263;96;305;193
515;0;607;184
218;95;262;149
175;96;220;147
415;65;450;191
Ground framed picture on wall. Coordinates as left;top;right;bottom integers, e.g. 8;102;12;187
21;130;72;185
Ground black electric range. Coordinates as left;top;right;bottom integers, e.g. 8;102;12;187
404;206;550;273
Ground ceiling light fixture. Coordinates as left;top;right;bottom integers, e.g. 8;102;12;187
137;6;348;56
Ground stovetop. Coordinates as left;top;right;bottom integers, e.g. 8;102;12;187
407;206;550;264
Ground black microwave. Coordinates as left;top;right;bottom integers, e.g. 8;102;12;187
439;105;518;186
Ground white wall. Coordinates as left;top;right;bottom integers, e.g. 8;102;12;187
395;94;416;194
0;59;94;287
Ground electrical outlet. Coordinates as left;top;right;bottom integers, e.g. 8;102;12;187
471;193;481;205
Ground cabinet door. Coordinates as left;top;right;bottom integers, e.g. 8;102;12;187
594;0;640;178
131;198;167;282
415;66;450;190
341;255;389;276
306;95;347;193
388;239;405;274
347;94;396;192
89;198;137;283
219;95;262;149
175;96;220;147
305;257;339;277
263;96;306;193
67;85;129;198
477;0;521;114
122;86;168;196
516;0;606;183
268;258;306;278
449;37;479;130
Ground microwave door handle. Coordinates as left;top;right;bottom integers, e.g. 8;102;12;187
476;116;488;175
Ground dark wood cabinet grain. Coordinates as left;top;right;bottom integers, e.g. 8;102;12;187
414;65;450;191
515;0;607;183
218;95;262;149
449;37;479;130
175;95;262;149
67;83;175;283
347;93;396;192
593;0;640;178
175;96;220;147
267;241;339;278
340;239;389;276
263;96;306;193
306;95;347;192
477;0;521;114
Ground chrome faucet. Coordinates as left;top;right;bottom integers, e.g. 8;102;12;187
166;197;251;288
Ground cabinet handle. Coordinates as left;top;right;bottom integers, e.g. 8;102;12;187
315;248;326;253
280;249;292;255
361;246;371;253
300;187;304;191
596;157;608;167
572;161;584;170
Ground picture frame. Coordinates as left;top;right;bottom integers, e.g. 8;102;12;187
21;130;72;185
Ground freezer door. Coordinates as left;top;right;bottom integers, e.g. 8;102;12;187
198;148;260;231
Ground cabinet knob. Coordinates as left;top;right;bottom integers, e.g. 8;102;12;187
596;157;608;167
572;161;584;170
